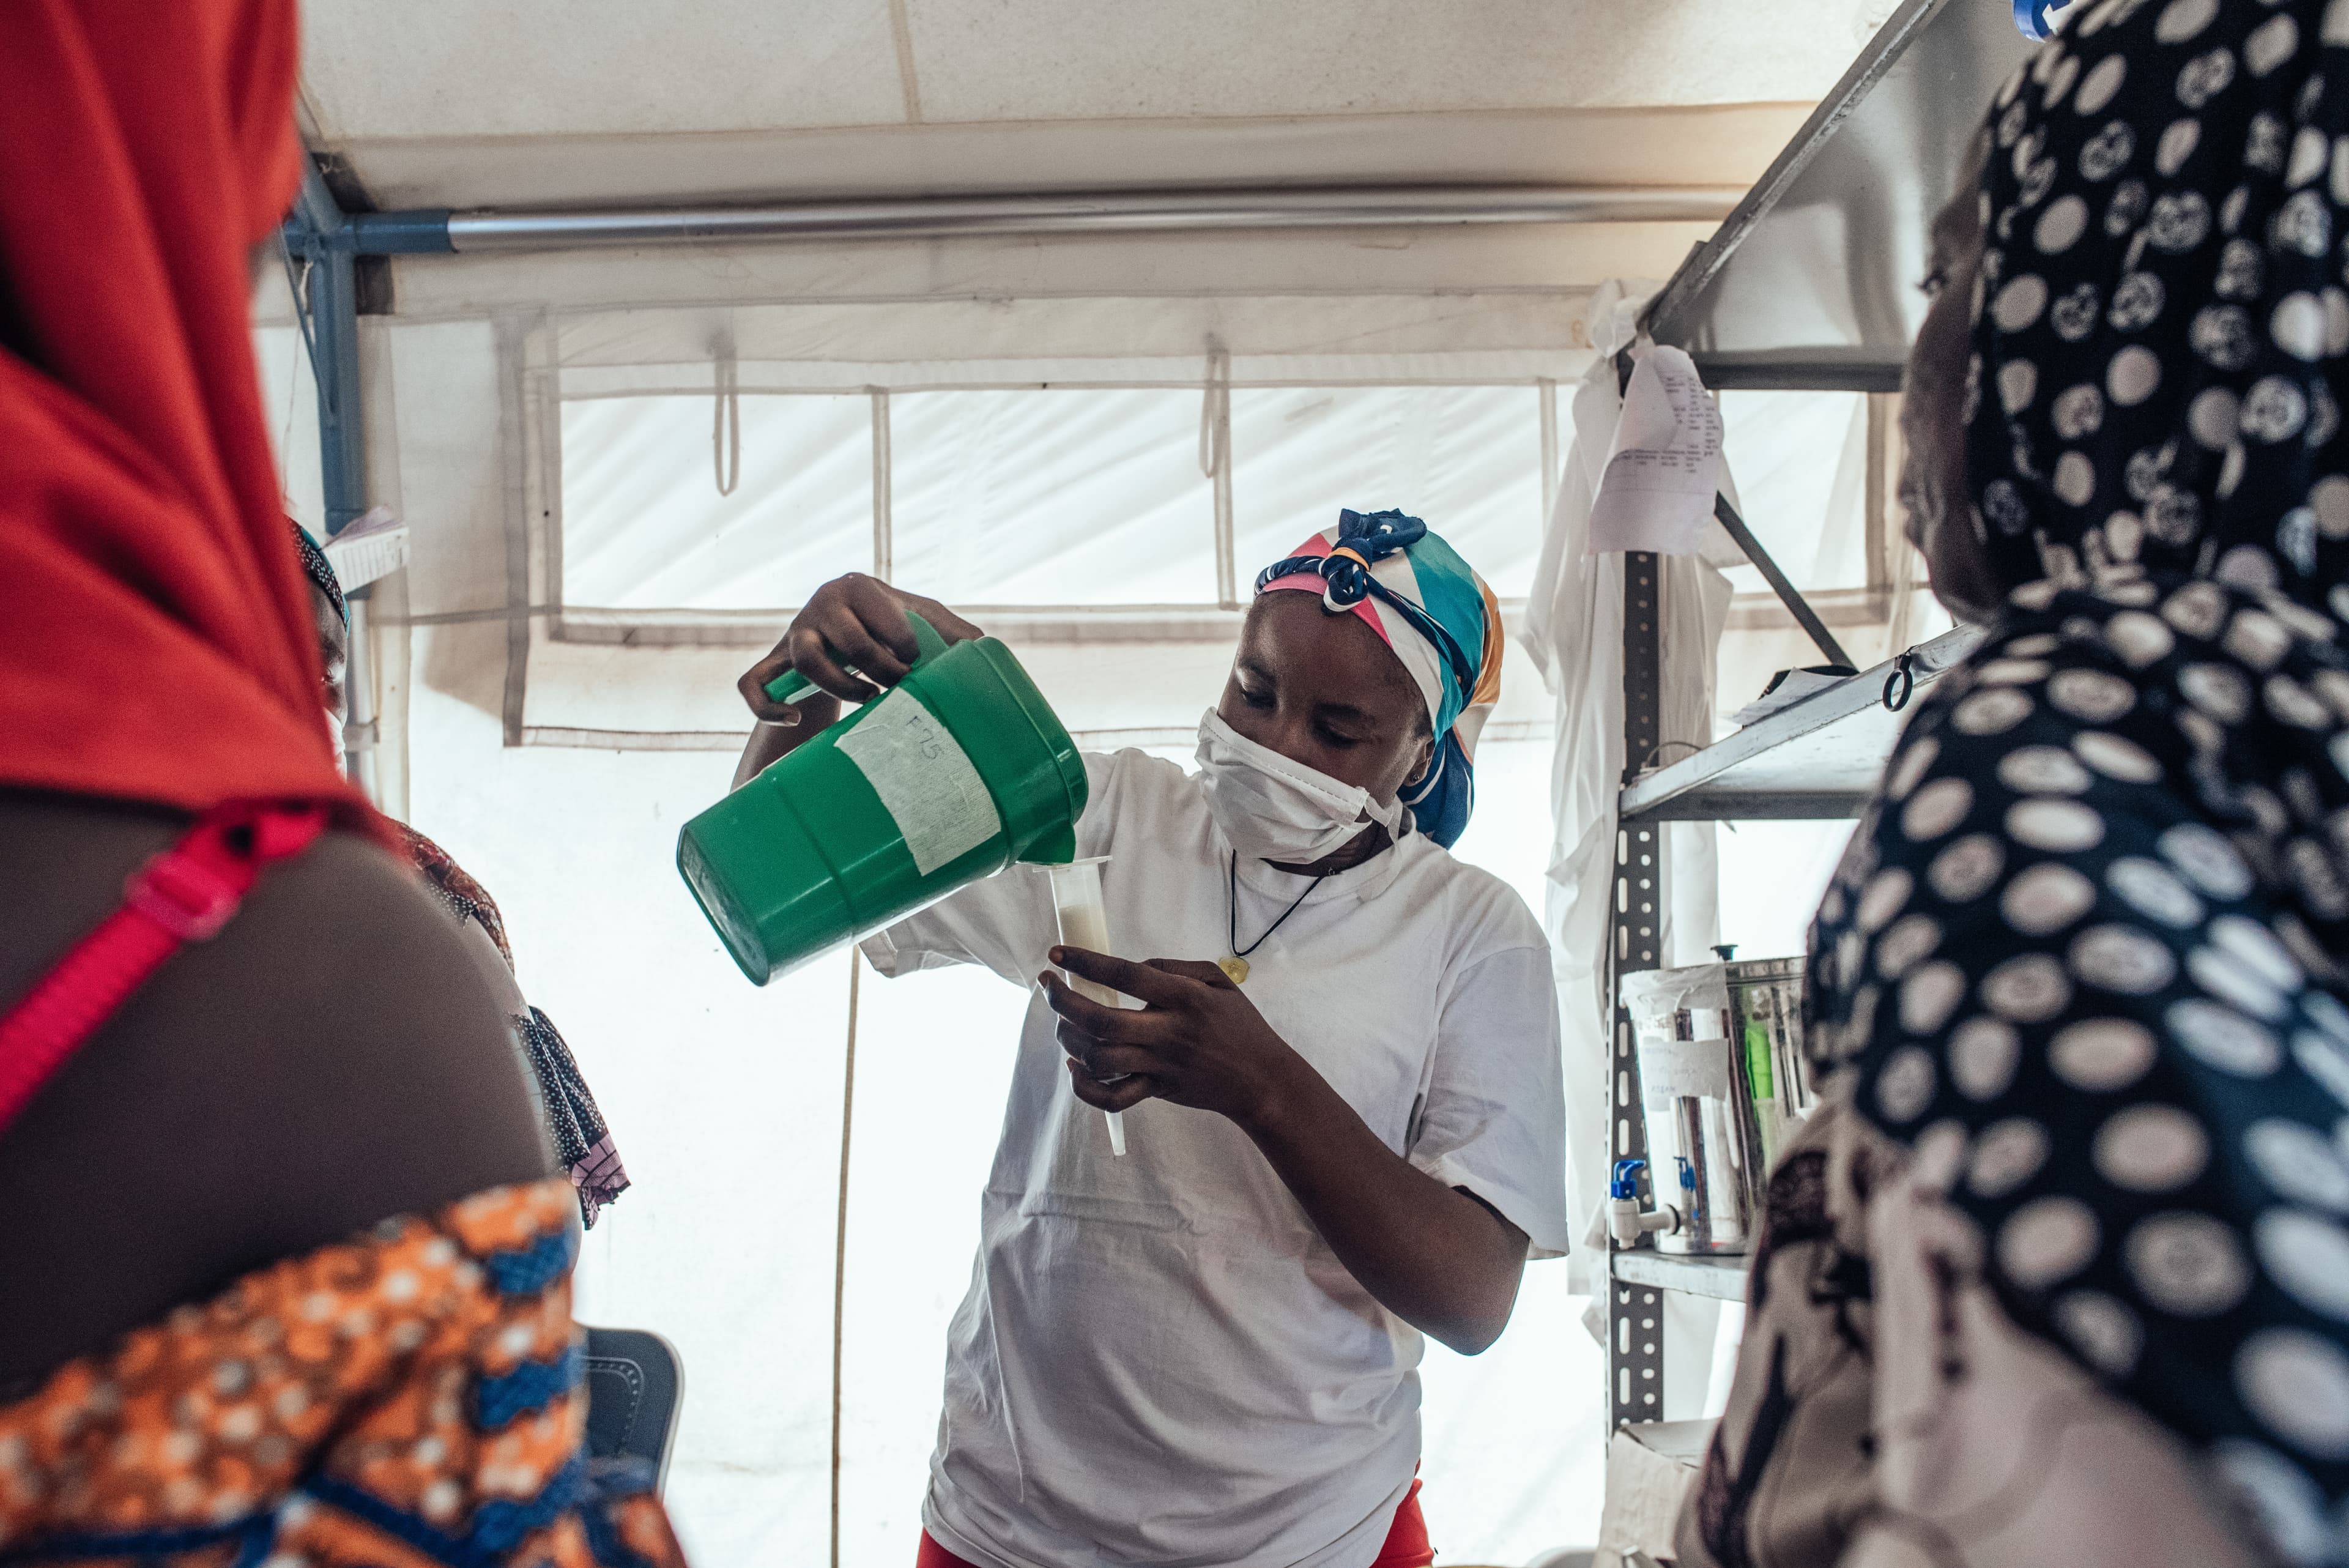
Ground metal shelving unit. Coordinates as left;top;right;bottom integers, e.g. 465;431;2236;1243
1603;614;1981;1426
1622;624;1985;824
1609;1252;1751;1304
1599;0;2031;1432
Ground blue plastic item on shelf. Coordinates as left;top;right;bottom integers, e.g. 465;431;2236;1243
2013;0;2071;39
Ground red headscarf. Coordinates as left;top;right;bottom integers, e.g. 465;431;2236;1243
0;0;374;829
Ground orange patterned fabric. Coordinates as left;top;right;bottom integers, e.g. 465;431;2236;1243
0;1179;685;1568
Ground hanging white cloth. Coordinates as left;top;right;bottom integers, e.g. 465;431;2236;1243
1524;282;1741;1409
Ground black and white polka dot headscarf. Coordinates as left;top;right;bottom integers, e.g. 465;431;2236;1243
1969;0;2349;604
1804;2;2349;1559
291;519;346;628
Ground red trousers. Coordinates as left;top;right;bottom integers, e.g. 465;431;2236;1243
916;1477;1434;1568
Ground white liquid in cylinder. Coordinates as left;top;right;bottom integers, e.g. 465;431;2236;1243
1052;900;1122;1009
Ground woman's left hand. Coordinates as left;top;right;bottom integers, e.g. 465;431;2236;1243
1040;948;1305;1131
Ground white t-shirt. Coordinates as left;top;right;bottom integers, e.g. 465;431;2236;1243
861;749;1571;1568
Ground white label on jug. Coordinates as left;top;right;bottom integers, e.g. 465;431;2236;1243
1638;1037;1734;1101
837;688;1002;875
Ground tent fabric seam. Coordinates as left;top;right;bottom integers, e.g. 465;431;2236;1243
309;97;1825;154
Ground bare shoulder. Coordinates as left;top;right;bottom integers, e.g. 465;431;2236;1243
0;792;550;1389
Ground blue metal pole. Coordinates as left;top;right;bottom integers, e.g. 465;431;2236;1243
307;243;368;538
291;160;343;239
288;167;369;538
347;209;456;254
283;162;379;794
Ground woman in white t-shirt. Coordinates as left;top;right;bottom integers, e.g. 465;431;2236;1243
733;510;1572;1568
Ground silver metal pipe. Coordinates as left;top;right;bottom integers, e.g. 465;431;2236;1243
442;185;1743;253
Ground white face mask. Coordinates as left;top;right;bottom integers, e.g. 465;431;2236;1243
1194;708;1405;865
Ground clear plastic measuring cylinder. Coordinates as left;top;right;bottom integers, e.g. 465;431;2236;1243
1046;856;1127;1156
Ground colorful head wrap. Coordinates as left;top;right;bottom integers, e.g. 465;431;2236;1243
1255;508;1503;848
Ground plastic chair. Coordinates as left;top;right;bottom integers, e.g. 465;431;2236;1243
581;1326;683;1494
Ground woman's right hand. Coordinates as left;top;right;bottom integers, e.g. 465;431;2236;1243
732;576;984;788
738;574;984;722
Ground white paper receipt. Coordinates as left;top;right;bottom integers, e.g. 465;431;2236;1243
1638;1037;1735;1102
1587;344;1724;557
836;688;1002;875
321;504;411;592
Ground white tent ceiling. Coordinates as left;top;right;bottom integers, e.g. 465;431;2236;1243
299;0;1904;210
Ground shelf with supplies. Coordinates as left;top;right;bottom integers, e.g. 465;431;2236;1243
1592;0;2028;1453
1609;1250;1751;1304
1618;622;1985;825
1600;614;1981;1425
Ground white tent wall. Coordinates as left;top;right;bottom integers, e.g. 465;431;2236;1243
249;5;1932;1549
1712;388;1955;712
396;702;1598;1565
404;683;856;1562
340;288;1607;756
252;246;1910;1558
408;754;1581;1561
249;278;1617;1561
338;331;1600;1548
550;295;1600;387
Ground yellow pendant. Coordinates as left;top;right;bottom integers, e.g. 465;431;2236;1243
1217;956;1250;985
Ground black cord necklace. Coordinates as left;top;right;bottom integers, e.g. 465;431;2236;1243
1220;852;1317;984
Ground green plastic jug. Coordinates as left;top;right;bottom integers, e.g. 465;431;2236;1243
677;613;1088;984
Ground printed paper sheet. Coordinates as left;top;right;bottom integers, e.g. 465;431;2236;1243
1588;345;1724;557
